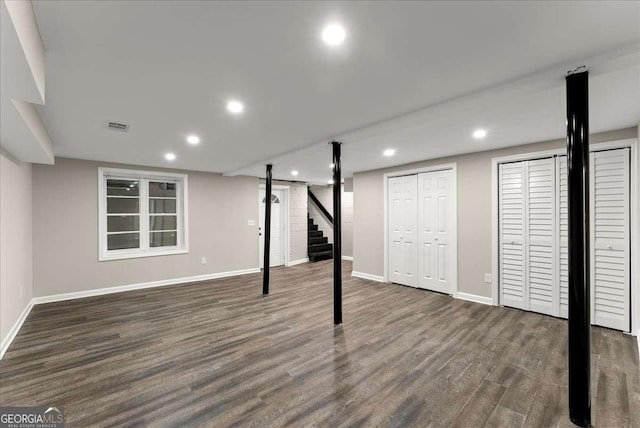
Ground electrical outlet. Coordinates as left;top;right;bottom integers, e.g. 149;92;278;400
201;257;207;265
484;273;492;284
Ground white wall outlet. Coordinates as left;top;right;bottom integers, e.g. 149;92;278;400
484;273;492;284
201;257;207;265
248;219;256;226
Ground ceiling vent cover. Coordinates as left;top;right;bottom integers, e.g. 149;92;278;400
104;121;130;132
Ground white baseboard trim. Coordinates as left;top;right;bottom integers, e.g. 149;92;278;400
288;258;309;266
341;256;353;261
351;271;385;282
32;267;261;305
455;292;494;306
1;299;34;360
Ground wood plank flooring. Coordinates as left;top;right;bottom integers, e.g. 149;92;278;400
1;260;638;427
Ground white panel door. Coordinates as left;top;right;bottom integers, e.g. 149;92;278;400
557;156;569;318
526;158;557;316
259;189;285;268
590;148;630;331
417;170;453;294
499;161;527;310
388;175;418;287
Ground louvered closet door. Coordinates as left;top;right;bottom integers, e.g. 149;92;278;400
499;162;527;310
557;156;569;318
526;158;557;316
590;148;630;331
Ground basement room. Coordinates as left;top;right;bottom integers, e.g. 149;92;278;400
1;1;639;426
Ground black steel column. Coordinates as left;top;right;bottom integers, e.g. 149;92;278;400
332;141;342;325
566;68;591;427
263;164;273;295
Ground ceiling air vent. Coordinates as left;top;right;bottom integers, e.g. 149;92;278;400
104;121;130;132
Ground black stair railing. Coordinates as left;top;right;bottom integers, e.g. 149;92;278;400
308;189;333;225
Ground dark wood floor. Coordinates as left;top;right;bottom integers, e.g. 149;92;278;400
1;261;638;427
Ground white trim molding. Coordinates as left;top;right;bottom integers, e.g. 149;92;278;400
0;300;35;360
32;268;260;305
383;163;458;295
288;258;309;266
352;271;385;282
455;292;493;306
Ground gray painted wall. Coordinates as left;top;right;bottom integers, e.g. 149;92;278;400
309;183;353;258
353;127;637;298
0;153;33;343
33;157;260;297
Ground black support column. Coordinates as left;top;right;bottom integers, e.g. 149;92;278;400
332;141;342;325
566;68;591;427
263;164;273;295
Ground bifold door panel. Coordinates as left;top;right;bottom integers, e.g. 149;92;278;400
388;170;455;294
388;175;418;287
417;170;453;293
526;158;557;316
498;148;631;332
589;149;630;331
498;162;527;310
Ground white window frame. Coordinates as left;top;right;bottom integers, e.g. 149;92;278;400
98;167;189;261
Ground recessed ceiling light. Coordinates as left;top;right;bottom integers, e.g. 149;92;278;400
322;23;346;46
383;149;396;157
165;153;176;161
473;129;487;139
291;170;299;176
227;100;244;114
187;135;200;145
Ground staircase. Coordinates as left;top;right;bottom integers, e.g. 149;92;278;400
308;216;333;262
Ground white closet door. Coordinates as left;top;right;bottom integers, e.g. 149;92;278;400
557;156;569;318
526;158;557;316
499;162;527;310
388;175;418;287
417;170;453;294
590;148;630;331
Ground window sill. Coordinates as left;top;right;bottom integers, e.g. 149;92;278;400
99;248;189;262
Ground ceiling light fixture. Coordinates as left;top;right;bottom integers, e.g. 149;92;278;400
227;100;244;114
328;179;334;185
329;163;334;169
473;129;487;139
165;153;176;161
187;135;200;145
383;149;396;157
322;23;346;46
291;170;299;176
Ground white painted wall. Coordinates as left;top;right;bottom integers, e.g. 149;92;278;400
0;152;33;344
